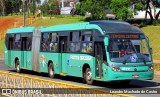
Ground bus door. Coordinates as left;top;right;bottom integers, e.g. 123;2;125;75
21;37;27;68
8;38;14;66
95;42;104;78
59;36;68;74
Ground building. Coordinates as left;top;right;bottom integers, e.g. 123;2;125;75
60;0;79;15
60;0;79;8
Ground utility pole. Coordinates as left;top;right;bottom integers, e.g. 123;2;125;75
22;0;26;27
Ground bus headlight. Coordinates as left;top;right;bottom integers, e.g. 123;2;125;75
148;65;153;71
112;67;120;72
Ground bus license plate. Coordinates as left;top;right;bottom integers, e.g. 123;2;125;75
132;75;139;78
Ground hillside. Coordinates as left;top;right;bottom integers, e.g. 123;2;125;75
141;26;160;60
31;16;85;27
0;16;23;54
0;16;39;54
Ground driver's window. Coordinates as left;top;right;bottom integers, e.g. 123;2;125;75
109;39;120;58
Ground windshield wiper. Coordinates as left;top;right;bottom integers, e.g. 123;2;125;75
132;42;146;64
132;43;146;65
123;41;136;64
137;56;146;65
122;54;132;64
123;54;146;65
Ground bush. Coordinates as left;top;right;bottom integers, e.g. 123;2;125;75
152;20;159;26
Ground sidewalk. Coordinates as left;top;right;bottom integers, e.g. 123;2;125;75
154;70;160;78
0;54;4;61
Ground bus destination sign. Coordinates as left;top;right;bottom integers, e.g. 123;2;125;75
110;34;139;39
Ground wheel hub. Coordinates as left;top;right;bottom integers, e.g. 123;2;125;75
50;68;53;75
17;65;19;71
87;71;92;81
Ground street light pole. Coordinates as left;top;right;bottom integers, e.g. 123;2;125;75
22;0;26;27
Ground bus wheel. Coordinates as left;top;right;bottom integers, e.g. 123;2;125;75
85;68;93;85
48;63;54;78
16;60;20;73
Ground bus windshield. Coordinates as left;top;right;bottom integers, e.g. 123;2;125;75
108;38;151;63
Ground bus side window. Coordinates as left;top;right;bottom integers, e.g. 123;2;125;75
49;33;58;52
41;33;50;52
14;34;21;50
81;30;93;53
103;45;107;61
7;34;14;50
5;34;9;50
69;31;80;52
26;33;32;51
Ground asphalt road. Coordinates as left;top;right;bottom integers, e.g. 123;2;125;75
0;61;160;97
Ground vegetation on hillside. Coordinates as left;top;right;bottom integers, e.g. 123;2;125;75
0;16;39;54
31;16;84;27
0;0;40;16
0;39;4;54
154;63;160;70
141;26;160;60
76;0;160;23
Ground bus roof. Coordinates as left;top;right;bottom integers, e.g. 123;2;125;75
5;20;143;35
6;27;35;34
41;22;103;34
90;20;143;34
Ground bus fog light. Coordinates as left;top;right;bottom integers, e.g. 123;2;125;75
148;66;153;71
112;67;116;71
112;67;120;72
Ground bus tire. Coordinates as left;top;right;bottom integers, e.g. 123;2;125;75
16;60;20;73
85;68;93;85
48;63;54;78
120;80;131;85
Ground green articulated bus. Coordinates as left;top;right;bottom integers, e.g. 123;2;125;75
4;20;153;85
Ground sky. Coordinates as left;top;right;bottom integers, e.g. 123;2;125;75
41;0;45;5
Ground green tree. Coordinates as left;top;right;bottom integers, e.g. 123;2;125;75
32;0;41;15
4;0;14;15
40;3;49;16
13;0;22;16
110;0;134;20
47;0;59;18
25;0;40;16
0;0;5;16
77;0;111;20
141;0;160;23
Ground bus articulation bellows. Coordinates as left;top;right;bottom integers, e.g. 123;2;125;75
4;20;153;85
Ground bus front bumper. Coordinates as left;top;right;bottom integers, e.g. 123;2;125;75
105;71;153;81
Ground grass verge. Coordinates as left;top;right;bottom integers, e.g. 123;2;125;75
31;16;85;27
0;39;4;54
154;63;160;71
141;26;160;60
